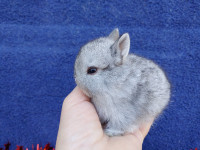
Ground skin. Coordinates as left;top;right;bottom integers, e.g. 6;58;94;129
56;87;153;150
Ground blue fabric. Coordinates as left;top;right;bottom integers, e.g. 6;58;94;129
0;0;200;149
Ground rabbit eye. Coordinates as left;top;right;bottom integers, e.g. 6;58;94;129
87;67;98;75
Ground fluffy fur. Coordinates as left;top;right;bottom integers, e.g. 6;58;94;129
74;29;170;136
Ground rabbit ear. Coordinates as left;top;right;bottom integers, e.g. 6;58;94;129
108;28;119;41
112;33;130;63
117;33;130;58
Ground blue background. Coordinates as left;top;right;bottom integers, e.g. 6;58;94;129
0;0;200;149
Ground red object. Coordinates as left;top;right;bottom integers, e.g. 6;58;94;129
16;145;24;150
36;144;39;150
1;142;55;150
44;143;54;150
4;142;11;150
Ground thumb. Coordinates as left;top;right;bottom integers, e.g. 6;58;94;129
56;87;103;150
132;121;153;143
64;86;90;109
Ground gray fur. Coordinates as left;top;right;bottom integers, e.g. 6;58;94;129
74;28;170;136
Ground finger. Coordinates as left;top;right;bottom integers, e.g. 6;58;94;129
60;86;94;126
63;86;90;109
130;121;153;144
59;86;102;133
139;121;153;138
56;87;102;150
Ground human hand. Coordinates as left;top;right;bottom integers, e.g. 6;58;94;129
56;87;152;150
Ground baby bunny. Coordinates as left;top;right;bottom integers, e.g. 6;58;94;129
74;28;170;136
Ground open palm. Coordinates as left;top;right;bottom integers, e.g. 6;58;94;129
56;87;152;150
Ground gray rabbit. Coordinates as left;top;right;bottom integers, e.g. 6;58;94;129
74;28;170;136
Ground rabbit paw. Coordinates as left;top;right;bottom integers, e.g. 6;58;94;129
104;128;124;136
